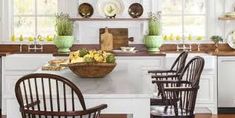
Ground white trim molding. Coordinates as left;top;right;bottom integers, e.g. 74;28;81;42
0;0;2;41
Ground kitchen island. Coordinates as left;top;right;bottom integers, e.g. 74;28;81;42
0;53;218;118
1;54;163;118
32;65;152;118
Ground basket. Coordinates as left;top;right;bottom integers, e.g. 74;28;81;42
64;63;117;78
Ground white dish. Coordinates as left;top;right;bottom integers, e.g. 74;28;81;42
97;0;124;17
112;50;138;53
225;12;235;18
227;31;235;49
120;47;135;52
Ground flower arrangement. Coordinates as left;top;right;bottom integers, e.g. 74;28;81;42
148;12;161;36
56;13;73;36
144;11;164;52
54;13;74;53
69;48;116;64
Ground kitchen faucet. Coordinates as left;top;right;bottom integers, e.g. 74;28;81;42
176;38;192;51
27;35;43;52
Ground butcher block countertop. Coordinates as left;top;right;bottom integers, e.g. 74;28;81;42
0;52;11;56
208;51;235;56
0;43;235;56
53;50;166;57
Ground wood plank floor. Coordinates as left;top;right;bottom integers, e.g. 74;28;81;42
196;114;235;118
2;114;235;118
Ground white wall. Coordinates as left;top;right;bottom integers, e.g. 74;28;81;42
215;0;235;42
0;0;2;41
0;0;235;43
65;0;151;44
0;0;11;42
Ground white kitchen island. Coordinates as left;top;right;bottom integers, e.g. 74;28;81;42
3;55;156;118
34;64;153;118
1;53;217;118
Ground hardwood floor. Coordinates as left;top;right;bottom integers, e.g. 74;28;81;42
196;114;235;118
1;114;235;118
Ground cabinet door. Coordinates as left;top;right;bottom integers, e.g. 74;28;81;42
218;57;235;107
116;57;164;94
197;75;216;103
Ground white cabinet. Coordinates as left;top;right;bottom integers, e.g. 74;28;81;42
165;53;217;114
117;56;165;74
116;56;165;93
218;56;235;109
1;54;53;115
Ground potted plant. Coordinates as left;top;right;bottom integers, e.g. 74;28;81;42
144;12;164;52
54;13;74;53
210;35;223;53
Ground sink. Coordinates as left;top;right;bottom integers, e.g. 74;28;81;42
165;52;216;71
166;52;211;57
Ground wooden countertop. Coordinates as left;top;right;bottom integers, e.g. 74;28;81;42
53;50;166;57
0;43;235;56
213;51;235;56
1;51;235;57
0;52;11;56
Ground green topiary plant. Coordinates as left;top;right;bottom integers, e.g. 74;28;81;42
148;12;161;36
56;13;73;36
210;35;223;44
144;11;164;52
54;13;74;53
210;35;223;53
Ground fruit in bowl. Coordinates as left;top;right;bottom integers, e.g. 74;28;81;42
66;49;116;78
69;48;116;64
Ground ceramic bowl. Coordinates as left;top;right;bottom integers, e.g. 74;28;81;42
120;47;135;52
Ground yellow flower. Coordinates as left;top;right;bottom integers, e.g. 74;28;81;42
94;54;104;62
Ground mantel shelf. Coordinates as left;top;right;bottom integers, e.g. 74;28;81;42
218;16;235;21
69;18;150;21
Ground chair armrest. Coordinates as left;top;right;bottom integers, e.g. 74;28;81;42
164;86;199;92
151;74;180;79
152;80;190;84
24;100;40;109
83;104;108;114
22;104;108;116
148;70;176;74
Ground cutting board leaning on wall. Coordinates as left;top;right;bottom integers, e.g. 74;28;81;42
99;28;129;50
100;28;113;51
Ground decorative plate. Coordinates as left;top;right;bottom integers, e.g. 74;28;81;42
227;31;235;49
78;3;94;18
97;0;124;18
128;3;144;18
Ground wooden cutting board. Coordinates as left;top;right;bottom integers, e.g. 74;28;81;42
100;28;129;49
100;28;114;51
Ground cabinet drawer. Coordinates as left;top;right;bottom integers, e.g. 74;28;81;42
4;54;53;71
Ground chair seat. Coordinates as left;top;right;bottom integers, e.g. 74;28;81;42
151;96;176;106
151;106;193;117
25;116;91;118
151;97;164;105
